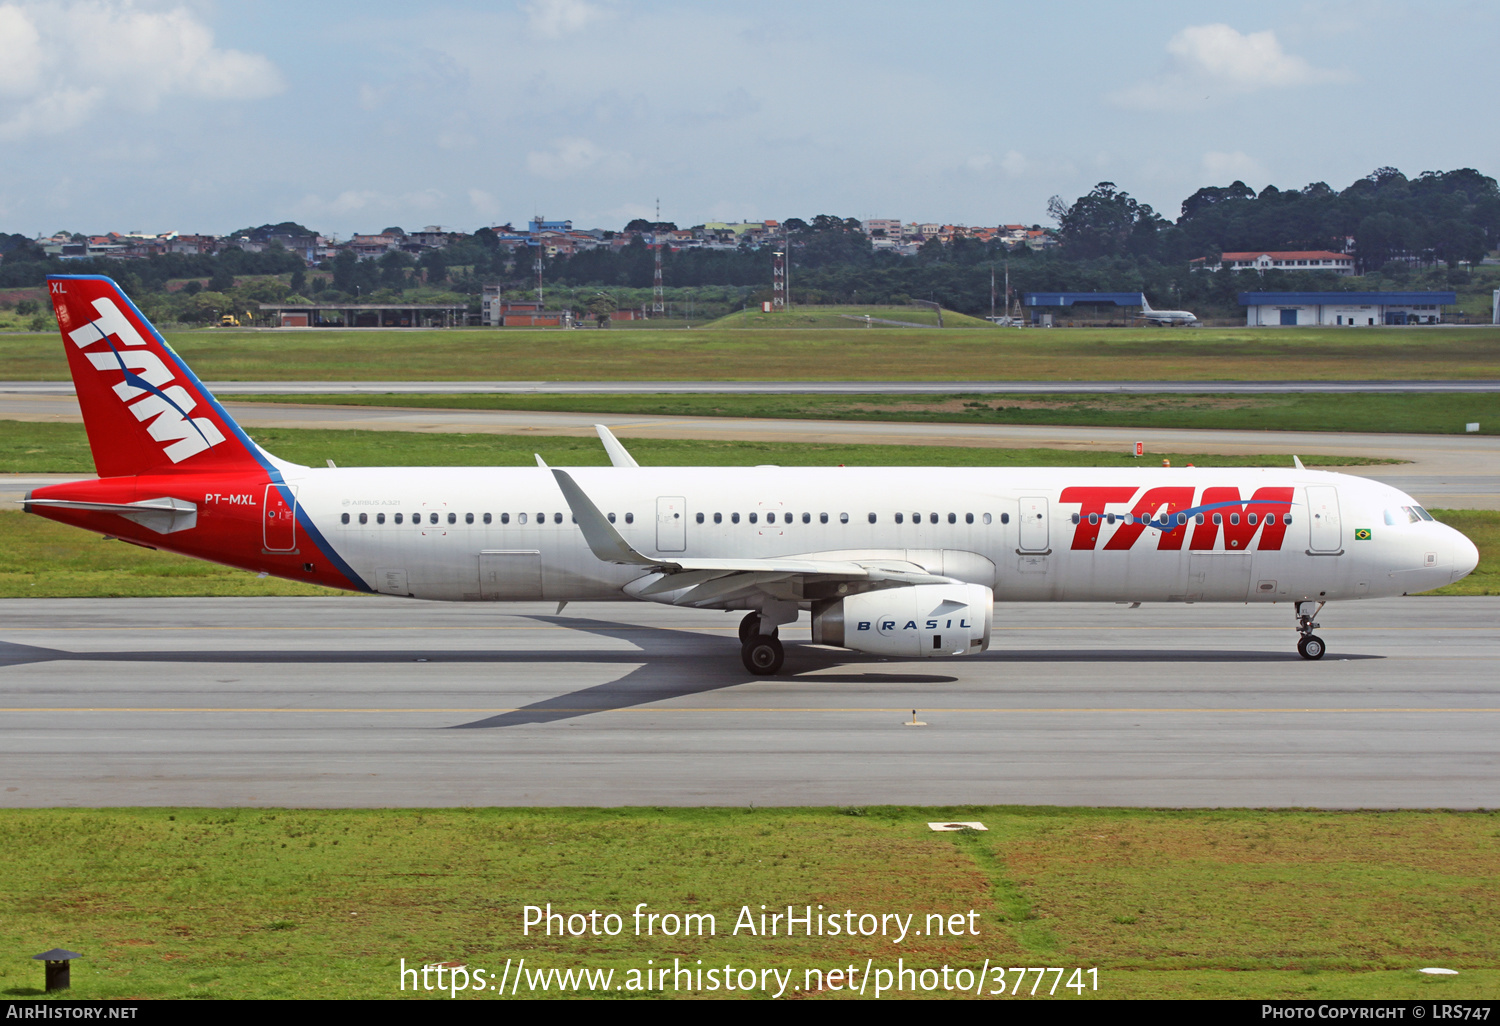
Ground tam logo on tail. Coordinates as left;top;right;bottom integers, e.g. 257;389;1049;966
50;275;263;478
69;296;226;463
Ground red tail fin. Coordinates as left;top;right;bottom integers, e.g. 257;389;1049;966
48;275;268;478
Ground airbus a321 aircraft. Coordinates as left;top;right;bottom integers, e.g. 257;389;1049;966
25;276;1479;674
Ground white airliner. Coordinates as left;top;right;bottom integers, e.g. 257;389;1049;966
1139;295;1199;326
25;276;1478;674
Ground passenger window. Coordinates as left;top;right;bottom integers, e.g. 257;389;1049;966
983;513;992;525
359;512;368;524
624;512;634;524
1194;514;1204;525
998;513;1007;524
448;512;457;525
731;513;740;524
1230;514;1240;526
554;513;563;524
820;512;828;523
1212;513;1222;525
608;512;616;523
341;513;349;524
714;512;723;524
377;513;385;524
519;513;528;524
426;512;435;525
1284;515;1293;525
1087;513;1098;525
465;513;474;524
395;513;403;524
948;513;956;524
536;512;544;524
839;512;849;524
1247;513;1257;526
895;512;904;524
500;513;509;524
802;512;810;524
749;512;758;524
695;512;704;524
483;513;491;524
1071;513;1081;525
868;513;877;524
966;513;974;524
1266;513;1276;526
929;513;938;524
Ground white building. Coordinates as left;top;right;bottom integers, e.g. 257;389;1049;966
1239;291;1456;326
1195;250;1355;275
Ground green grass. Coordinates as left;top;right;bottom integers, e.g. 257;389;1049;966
0;420;1401;476
0;807;1495;999
702;304;998;329
232;390;1500;436
2;324;1498;381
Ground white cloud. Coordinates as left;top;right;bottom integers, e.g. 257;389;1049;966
1201;150;1266;184
293;189;446;219
523;0;609;38
1111;24;1349;110
1000;150;1028;177
0;1;283;140
525;137;636;179
468;188;501;218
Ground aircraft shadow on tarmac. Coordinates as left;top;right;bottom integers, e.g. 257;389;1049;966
0;613;1381;731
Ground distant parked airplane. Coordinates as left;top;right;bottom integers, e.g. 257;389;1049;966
1138;295;1199;326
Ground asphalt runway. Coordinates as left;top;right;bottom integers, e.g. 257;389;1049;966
2;597;1496;809
4;392;1498;507
6;379;1500;395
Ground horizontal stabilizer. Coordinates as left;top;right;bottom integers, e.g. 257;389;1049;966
23;496;198;534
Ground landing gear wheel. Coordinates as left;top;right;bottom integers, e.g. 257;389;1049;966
1297;634;1326;660
741;635;785;675
738;613;776;644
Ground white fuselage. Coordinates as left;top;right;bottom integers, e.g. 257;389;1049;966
288;465;1473;607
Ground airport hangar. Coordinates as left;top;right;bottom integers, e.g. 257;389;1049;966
1023;292;1144;325
1239;290;1458;326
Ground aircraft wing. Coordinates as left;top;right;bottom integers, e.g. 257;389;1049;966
549;468;954;605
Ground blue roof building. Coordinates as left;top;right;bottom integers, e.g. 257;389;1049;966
1024;292;1144;308
1238;291;1457;326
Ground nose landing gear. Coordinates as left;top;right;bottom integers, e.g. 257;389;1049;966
1295;600;1326;660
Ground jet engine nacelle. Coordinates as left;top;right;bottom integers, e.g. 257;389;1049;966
811;583;992;658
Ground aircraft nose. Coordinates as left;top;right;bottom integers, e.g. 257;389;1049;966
1452;532;1480;582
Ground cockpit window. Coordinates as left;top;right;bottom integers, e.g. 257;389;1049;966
1384;510;1396;526
1401;506;1423;524
1413;505;1434;521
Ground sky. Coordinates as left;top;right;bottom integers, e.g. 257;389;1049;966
0;0;1494;238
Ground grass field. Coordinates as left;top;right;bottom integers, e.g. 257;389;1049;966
702;304;998;329
2;324;1498;381
0;420;1402;476
232;390;1500;436
0;807;1495;1000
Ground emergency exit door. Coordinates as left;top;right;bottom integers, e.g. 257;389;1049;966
657;496;686;551
263;485;297;551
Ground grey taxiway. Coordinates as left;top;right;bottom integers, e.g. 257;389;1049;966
2;597;1496;809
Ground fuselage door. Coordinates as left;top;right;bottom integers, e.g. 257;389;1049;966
657;495;686;551
263;485;298;552
1018;496;1049;552
1305;486;1342;551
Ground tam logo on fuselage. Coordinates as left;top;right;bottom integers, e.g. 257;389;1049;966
67;297;226;464
1061;485;1296;552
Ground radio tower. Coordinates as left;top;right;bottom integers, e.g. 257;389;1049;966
771;250;786;312
651;198;664;317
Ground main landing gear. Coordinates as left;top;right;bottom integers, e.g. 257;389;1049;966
1295;601;1326;660
739;612;784;675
